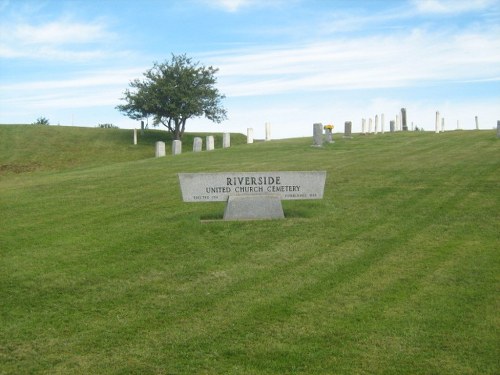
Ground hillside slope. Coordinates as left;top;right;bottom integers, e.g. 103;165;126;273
1;129;499;374
0;125;246;174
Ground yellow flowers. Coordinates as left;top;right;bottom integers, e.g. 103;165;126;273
324;124;334;130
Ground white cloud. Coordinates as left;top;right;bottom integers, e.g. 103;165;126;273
203;26;500;97
201;0;290;12
0;17;118;61
412;0;498;14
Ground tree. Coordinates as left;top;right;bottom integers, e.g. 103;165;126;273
32;116;50;125
116;54;227;140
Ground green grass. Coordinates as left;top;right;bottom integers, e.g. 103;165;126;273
1;126;499;374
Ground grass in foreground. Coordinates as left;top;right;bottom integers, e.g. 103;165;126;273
1;127;499;374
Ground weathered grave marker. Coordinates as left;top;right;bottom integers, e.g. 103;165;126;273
401;108;408;131
178;171;327;220
247;128;254;144
362;118;366;134
435;111;440;133
172;140;182;155
155;141;166;157
381;113;385;134
133;128;137;145
313;123;323;146
344;121;352;138
193;137;202;152
223;133;230;148
497;120;500;138
265;122;271;141
206;136;214;151
475;116;479;130
390;120;395;133
374;115;379;134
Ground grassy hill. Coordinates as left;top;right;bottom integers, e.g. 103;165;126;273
1;125;499;374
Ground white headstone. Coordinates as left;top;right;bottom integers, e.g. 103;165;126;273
457;120;460;130
155;141;166;157
374;115;379;134
475;116;479;130
265;122;271;141
435;111;440;133
223;133;230;148
381;113;385;134
133;128;137;145
193;137;202;152
247;128;254;144
362;118;366;134
441;118;445;132
172;140;182;155
368;118;373;134
206;136;214;151
313;123;323;146
396;115;400;131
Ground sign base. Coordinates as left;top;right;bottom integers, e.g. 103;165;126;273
223;195;285;221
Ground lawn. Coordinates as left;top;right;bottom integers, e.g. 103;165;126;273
1;126;499;374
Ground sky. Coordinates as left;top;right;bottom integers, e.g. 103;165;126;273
1;0;499;139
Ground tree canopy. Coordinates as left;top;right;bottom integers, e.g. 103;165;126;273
116;54;227;140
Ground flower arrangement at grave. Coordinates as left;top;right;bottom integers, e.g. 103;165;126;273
324;124;334;130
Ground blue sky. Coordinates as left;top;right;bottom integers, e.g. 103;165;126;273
1;0;499;139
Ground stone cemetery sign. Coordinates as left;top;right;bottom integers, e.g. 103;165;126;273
178;171;326;220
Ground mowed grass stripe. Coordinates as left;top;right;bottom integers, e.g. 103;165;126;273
1;127;498;373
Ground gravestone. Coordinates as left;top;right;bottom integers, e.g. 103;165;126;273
343;121;352;138
497;121;500;138
401;108;408;131
178;171;327;220
155;141;166;157
475;116;479;130
368;118;373;134
374;115;379;134
223;133;230;148
265;122;271;141
247;128;254;144
313;123;323;146
390;120;395;133
172;140;182;155
381;113;385;133
362;118;366;134
441;118;445;132
141;120;145;135
396;115;400;131
133;128;137;145
206;136;214;151
193;137;202;152
435;111;440;133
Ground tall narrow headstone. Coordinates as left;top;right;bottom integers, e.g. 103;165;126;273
265;122;271;141
435;111;440;133
497;121;500;138
140;120;145;135
193;137;202;152
374;115;379;134
441;118;445;132
343;121;352;138
361;118;366;134
368;118;373;134
396;115;400;131
206;136;214;151
172;140;182;155
381;113;385;134
475;116;479;130
390;120;395;133
401;108;408;131
133;128;137;145
247;128;254;144
155;141;166;157
223;133;230;148
313;123;323;146
457;120;460;130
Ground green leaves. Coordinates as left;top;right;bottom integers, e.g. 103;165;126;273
116;54;227;140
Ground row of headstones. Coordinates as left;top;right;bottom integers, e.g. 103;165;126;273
153;134;232;157
133;122;274;157
314;118;500;146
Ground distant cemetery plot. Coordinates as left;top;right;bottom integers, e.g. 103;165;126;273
178;171;327;220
